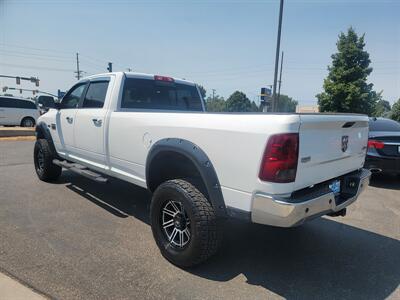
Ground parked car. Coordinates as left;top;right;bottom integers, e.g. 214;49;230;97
365;117;400;175
33;72;371;267
0;96;39;127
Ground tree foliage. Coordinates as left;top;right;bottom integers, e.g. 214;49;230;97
390;98;400;122
225;91;253;112
197;85;207;99
206;95;226;112
317;27;377;115
372;92;391;117
277;94;298;112
205;91;261;112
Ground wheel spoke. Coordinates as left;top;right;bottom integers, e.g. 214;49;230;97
183;228;190;240
169;228;178;243
179;230;184;247
163;207;176;217
162;219;174;229
170;201;181;214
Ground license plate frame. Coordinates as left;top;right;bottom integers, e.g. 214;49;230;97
329;180;341;195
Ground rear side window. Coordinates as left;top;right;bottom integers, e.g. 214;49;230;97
0;97;35;109
121;78;203;111
82;81;109;108
18;100;37;109
0;97;14;108
369;119;400;132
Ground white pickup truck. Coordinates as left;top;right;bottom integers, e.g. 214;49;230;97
34;72;371;267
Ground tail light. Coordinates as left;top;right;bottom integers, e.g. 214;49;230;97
367;140;384;149
259;133;299;183
154;75;174;82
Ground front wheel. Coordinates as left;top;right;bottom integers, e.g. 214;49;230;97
34;139;62;182
150;179;222;267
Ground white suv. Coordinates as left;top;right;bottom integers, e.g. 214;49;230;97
0;96;39;127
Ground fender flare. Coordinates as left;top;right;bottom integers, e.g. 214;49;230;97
35;122;58;157
146;138;227;217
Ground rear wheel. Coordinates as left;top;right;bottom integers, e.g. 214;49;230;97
21;117;35;127
34;139;62;182
150;179;221;267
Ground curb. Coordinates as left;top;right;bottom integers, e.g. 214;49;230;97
0;127;35;138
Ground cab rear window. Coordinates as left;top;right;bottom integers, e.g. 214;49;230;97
121;78;203;111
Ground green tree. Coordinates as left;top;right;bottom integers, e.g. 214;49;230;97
197;85;207;99
372;92;391;117
390;99;400;122
316;27;377;115
205;95;226;112
251;101;261;112
277;94;298;112
225;91;253;112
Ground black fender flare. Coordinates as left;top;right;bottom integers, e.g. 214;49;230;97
146;138;227;217
35;122;58;157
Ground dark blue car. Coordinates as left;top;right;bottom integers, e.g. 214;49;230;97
365;117;400;175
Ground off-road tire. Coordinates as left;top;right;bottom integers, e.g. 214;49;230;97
150;179;221;267
34;139;62;182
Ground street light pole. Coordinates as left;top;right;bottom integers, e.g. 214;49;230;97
271;0;284;112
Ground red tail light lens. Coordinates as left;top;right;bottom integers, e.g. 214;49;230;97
367;140;384;149
259;133;299;183
154;75;174;82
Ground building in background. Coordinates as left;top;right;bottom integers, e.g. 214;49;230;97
296;105;320;113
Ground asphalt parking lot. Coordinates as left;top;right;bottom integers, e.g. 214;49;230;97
0;140;399;300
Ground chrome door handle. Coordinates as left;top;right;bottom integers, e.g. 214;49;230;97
66;116;73;123
92;118;102;126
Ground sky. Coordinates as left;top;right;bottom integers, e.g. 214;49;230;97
0;0;399;106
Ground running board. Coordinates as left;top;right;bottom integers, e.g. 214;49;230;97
53;159;108;183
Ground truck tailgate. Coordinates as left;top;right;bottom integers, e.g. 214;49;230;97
295;114;369;191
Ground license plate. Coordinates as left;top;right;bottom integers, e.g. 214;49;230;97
329;180;341;195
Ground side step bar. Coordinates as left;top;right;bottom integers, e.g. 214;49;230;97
53;159;108;183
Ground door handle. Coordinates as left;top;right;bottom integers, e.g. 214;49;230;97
66;116;73;123
92;118;102;126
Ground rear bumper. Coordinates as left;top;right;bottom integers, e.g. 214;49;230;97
251;168;371;227
365;154;400;173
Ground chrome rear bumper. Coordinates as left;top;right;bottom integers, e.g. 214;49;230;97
251;169;371;227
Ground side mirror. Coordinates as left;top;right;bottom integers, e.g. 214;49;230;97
37;95;59;110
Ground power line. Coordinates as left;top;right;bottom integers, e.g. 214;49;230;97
0;62;74;72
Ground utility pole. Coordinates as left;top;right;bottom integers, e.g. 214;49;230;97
74;53;83;80
269;0;284;112
277;51;284;105
212;89;216;101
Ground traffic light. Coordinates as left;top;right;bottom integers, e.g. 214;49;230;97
20;89;22;94
2;86;7;92
35;79;40;87
107;62;113;72
16;77;21;85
